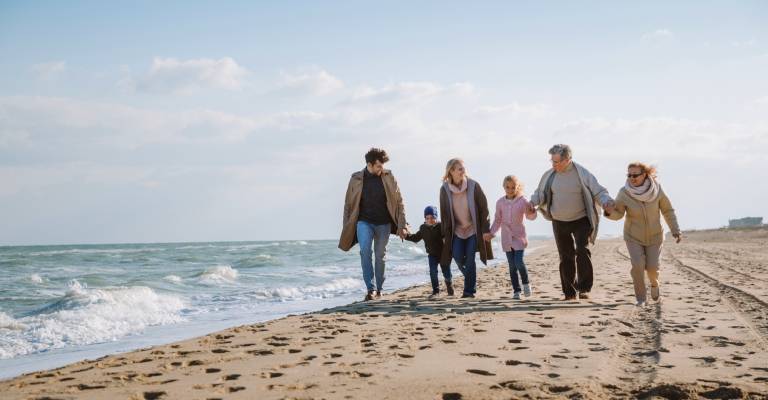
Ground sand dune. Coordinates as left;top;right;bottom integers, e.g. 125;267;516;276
2;228;767;399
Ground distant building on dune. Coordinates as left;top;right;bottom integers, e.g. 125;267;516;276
728;217;763;228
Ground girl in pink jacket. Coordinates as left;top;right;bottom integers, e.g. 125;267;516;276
484;175;537;299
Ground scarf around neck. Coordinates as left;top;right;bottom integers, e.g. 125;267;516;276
448;178;468;193
625;177;659;203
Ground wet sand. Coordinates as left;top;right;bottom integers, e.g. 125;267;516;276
3;228;767;399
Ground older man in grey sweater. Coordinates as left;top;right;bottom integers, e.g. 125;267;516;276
530;144;614;300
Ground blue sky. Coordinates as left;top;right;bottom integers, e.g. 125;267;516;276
1;1;767;245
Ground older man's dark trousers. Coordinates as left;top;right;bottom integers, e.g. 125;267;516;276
552;217;593;298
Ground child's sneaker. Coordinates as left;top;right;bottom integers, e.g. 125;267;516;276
429;290;439;299
446;282;455;296
523;284;532;297
512;291;521;300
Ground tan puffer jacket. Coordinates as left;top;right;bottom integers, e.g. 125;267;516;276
606;185;681;246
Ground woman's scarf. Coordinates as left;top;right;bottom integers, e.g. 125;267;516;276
625;176;659;203
448;178;468;194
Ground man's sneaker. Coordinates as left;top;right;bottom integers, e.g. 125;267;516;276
364;291;374;301
461;293;475;298
523;284;532;297
375;290;382;299
428;290;439;299
578;292;590;300
650;285;660;301
446;282;455;296
512;292;521;300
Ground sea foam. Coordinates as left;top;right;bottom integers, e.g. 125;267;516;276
0;280;184;359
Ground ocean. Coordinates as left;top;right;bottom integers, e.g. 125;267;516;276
0;237;544;379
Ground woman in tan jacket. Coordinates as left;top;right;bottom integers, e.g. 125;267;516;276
606;162;681;306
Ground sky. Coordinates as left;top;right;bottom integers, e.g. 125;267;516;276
1;1;767;245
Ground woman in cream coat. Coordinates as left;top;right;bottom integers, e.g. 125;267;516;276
606;162;681;306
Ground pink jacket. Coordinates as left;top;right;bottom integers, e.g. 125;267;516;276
489;195;537;252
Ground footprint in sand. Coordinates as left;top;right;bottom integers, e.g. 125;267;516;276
247;349;274;356
548;385;573;393
205;368;221;373
505;360;541;368
462;353;497;358
466;369;496;376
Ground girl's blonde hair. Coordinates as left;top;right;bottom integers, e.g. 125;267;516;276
503;175;524;197
627;162;657;178
442;158;466;184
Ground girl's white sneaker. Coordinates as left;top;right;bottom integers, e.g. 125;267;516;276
512;292;521;300
523;284;532;297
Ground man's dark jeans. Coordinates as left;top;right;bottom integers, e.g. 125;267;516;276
552;217;593;298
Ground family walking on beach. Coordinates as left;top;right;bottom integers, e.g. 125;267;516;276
339;144;681;307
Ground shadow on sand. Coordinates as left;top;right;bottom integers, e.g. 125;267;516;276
318;295;627;317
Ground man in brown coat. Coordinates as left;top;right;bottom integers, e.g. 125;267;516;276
339;148;408;301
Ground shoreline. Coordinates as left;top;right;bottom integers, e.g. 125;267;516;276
0;243;546;381
3;232;767;399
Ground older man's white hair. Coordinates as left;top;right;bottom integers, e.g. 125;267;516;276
548;144;572;160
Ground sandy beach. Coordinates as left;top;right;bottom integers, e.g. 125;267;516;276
3;228;767;399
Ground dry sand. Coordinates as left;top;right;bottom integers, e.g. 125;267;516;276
3;228;767;399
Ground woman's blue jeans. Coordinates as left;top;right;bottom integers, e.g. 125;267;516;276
452;234;477;295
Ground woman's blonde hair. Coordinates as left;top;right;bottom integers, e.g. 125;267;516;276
442;158;466;184
627;162;657;178
503;175;524;197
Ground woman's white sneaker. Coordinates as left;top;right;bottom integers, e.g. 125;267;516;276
523;284;532;297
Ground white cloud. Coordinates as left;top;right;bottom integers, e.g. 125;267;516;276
553;117;767;164
278;67;343;95
731;38;757;48
131;57;248;94
348;81;445;104
31;61;66;80
473;102;553;119
641;28;674;41
0;96;261;150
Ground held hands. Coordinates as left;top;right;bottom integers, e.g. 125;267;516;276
603;200;616;215
673;233;682;244
526;203;536;214
482;233;493;242
398;227;409;240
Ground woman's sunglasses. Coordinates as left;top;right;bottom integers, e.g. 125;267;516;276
627;173;644;178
